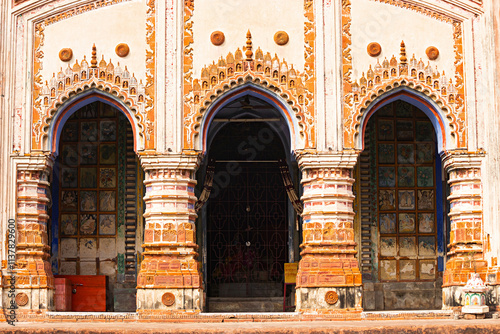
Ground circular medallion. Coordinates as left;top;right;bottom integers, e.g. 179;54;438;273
274;31;289;46
162;292;175;306
367;42;382;57
426;46;439;60
115;43;130;57
16;292;29;306
210;31;225;46
325;290;339;305
59;48;73;62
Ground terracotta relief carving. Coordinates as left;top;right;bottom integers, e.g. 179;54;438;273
31;0;155;151
426;46;439;60
367;42;381;57
183;31;309;150
274;31;289;46
182;0;316;150
347;41;462;148
59;48;73;62
115;43;130;57
342;1;467;149
32;45;146;151
210;31;225;46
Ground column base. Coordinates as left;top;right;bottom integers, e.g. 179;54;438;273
136;288;203;312
442;285;465;309
2;288;54;311
296;286;363;313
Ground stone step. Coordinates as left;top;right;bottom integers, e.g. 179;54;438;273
208;297;284;313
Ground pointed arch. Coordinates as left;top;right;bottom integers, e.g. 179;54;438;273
198;83;299;153
183;33;314;151
357;86;452;154
32;45;152;152
47;89;145;156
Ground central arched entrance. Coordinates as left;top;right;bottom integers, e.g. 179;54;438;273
198;94;300;312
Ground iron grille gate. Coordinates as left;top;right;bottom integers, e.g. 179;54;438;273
207;162;288;298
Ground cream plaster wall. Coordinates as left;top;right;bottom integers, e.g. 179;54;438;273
480;0;500;266
191;0;304;76
41;0;147;83
351;0;455;81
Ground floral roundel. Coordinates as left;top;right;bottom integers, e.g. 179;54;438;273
162;292;175;306
325;290;339;305
367;42;382;57
16;292;29;306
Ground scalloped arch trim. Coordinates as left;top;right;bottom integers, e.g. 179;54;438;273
183;42;314;151
344;43;466;151
32;51;149;153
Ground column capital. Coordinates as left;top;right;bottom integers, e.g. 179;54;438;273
139;153;201;171
14;154;54;171
295;150;359;170
441;150;485;172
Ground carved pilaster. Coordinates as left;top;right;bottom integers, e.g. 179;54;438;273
7;155;55;310
441;151;487;308
136;153;203;313
295;151;362;313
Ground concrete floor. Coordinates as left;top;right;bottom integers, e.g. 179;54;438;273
1;318;500;333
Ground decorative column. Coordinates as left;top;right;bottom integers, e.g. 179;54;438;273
441;152;487;308
8;155;55;310
136;153;202;313
295;151;362;313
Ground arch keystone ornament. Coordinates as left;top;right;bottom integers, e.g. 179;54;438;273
295;151;363;313
184;31;314;151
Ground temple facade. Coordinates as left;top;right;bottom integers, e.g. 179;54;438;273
1;0;500;316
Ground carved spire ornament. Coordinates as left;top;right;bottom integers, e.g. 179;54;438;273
91;43;98;68
245;30;253;61
400;40;407;64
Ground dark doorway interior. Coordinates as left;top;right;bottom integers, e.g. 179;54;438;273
205;121;290;312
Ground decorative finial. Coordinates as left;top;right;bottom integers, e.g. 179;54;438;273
245;30;253;61
91;44;97;68
400;40;407;64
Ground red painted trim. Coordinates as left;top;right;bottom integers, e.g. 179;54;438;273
201;87;295;152
51;93;138;153
360;91;446;151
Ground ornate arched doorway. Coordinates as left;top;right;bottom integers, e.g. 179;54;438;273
50;100;144;312
198;94;300;312
356;99;445;310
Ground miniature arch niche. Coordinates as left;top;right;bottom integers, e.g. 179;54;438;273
357;87;452;155
197;83;300;154
47;90;144;156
